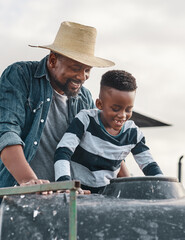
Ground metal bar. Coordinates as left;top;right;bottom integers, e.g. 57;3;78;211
69;189;77;240
178;156;184;182
0;181;81;240
0;181;80;197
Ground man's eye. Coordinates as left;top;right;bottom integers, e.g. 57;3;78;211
85;68;91;73
72;68;80;72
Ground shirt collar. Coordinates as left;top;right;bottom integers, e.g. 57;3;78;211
34;55;50;81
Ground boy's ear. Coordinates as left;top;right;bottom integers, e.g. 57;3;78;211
96;99;103;110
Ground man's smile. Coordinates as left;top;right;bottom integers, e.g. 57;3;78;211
69;79;82;89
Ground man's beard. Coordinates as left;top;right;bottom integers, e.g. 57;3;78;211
51;77;82;97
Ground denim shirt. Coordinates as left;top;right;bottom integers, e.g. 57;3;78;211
0;56;95;187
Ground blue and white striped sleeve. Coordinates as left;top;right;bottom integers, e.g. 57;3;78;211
54;111;88;181
131;127;163;176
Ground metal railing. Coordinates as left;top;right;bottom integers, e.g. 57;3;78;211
0;181;80;240
178;155;184;182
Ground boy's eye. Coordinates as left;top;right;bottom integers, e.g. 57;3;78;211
126;108;133;113
111;107;120;112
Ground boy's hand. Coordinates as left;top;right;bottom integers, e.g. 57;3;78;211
77;188;91;195
56;188;91;195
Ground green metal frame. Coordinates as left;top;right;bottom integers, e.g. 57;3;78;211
0;181;80;240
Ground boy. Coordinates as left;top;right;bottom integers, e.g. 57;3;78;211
54;70;163;193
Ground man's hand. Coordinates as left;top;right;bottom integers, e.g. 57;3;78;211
20;179;53;195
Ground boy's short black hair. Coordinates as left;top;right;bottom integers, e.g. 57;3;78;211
101;70;137;91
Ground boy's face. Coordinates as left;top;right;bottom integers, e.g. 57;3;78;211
96;87;136;136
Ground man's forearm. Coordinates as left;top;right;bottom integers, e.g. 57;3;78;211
1;145;38;185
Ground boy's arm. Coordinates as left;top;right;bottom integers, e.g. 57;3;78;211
54;112;91;195
54;114;87;181
54;145;72;181
1;145;50;185
117;160;131;177
142;162;163;176
54;132;91;195
132;136;163;176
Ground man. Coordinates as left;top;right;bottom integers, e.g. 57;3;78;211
0;21;115;188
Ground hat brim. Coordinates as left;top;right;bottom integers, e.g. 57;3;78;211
29;44;115;67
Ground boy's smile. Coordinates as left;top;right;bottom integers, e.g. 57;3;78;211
96;87;136;136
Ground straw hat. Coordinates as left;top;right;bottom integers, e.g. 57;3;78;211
29;21;115;67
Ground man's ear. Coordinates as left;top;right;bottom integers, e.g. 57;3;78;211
96;99;103;110
48;53;57;68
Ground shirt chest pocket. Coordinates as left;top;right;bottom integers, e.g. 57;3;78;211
24;97;51;123
24;98;45;124
22;99;48;139
26;98;44;113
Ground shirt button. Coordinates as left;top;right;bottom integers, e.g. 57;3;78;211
33;109;36;113
47;98;50;102
34;141;38;145
40;119;44;123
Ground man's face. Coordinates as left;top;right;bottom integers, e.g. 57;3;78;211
48;53;92;97
96;87;136;136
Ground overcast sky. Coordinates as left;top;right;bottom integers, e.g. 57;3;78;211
1;0;185;184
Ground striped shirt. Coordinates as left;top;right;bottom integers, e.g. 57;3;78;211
54;109;162;189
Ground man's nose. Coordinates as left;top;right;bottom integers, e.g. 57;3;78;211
76;70;89;82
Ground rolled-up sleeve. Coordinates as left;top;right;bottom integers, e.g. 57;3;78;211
0;132;25;152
